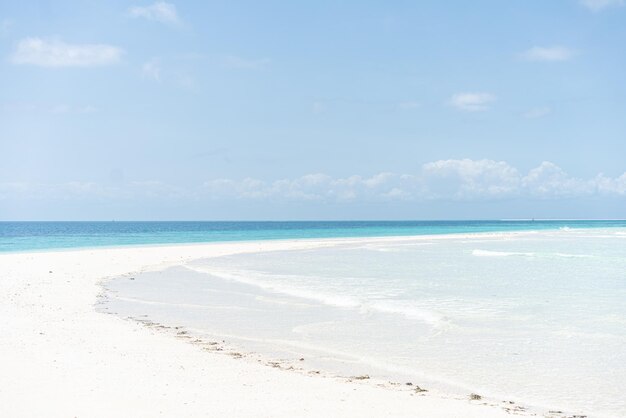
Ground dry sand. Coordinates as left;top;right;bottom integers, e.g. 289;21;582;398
0;239;533;417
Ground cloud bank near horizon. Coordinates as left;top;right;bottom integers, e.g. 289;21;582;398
2;160;625;204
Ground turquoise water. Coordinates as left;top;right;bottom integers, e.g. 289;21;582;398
2;220;626;252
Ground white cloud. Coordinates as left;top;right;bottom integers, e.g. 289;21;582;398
449;92;496;112
522;161;594;197
595;173;626;195
222;55;271;70
523;106;552;119
142;58;161;81
363;172;395;188
422;159;521;198
211;161;626;201
520;46;576;62
383;188;411;200
11;38;122;68
580;0;624;11
3;160;626;203
203;173;417;202
128;1;181;25
201;160;626;201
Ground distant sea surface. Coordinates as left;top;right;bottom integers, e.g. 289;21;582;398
2;220;626;252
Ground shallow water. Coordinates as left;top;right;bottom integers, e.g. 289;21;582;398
105;228;626;417
3;220;626;252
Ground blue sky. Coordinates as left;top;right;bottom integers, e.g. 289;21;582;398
1;0;625;220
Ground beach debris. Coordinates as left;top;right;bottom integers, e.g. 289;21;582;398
405;382;413;386
299;357;304;361
469;393;482;400
352;375;370;380
503;401;526;415
49;271;53;273
413;386;427;393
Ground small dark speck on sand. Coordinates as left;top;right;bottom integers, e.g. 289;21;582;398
414;386;427;393
352;375;370;380
469;393;482;400
49;271;53;273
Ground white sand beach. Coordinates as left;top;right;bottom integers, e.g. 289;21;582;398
0;238;535;418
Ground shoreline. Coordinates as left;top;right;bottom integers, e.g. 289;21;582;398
110;309;534;416
2;221;624;255
1;233;612;417
0;226;554;256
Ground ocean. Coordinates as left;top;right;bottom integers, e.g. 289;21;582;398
97;223;626;417
2;220;626;252
5;221;626;415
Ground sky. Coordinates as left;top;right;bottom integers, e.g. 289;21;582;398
1;0;625;220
